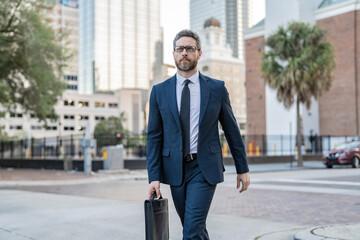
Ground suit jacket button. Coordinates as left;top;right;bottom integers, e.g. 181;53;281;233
180;148;182;152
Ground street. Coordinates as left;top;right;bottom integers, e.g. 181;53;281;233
0;165;359;239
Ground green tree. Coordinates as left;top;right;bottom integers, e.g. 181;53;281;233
0;0;68;124
261;21;335;166
94;113;129;148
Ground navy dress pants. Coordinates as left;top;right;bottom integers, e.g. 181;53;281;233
170;158;217;240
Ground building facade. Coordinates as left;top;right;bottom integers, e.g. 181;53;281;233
245;0;266;29
48;0;79;91
0;91;122;138
316;0;360;136
78;0;162;94
198;18;247;133
244;0;360;151
190;0;244;59
77;0;162;134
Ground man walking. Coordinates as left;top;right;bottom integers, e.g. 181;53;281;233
147;29;250;239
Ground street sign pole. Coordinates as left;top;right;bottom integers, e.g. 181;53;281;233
83;122;92;175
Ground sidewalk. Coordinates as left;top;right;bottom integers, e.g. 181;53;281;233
0;168;148;187
0;162;359;240
0;161;326;186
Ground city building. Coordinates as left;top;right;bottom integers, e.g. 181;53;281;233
78;0;162;135
244;0;266;29
316;0;360;136
78;0;162;93
198;18;247;133
151;64;176;87
244;0;359;152
1;0;130;139
190;0;245;59
0;91;122;138
48;0;79;91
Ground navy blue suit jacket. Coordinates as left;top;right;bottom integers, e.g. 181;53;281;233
147;73;249;186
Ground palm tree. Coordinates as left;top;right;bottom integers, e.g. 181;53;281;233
261;22;335;167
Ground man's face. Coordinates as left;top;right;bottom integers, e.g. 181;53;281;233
173;37;202;72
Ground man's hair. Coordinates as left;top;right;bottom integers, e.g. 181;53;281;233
173;29;201;50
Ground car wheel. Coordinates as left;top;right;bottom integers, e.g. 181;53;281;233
352;156;360;168
326;164;333;168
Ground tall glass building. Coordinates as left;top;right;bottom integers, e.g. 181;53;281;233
190;0;244;59
79;0;162;94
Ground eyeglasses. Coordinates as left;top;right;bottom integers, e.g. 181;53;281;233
174;46;199;53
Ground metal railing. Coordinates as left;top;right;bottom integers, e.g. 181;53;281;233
1;134;359;159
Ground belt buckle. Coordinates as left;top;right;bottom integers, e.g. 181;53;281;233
185;153;195;161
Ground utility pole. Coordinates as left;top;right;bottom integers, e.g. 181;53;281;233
82;122;92;174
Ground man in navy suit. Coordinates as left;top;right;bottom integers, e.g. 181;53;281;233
147;29;250;239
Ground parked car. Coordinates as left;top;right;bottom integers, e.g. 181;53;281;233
323;141;360;168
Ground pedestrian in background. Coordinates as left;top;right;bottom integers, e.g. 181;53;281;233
147;29;250;240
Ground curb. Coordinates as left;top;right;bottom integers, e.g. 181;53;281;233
294;224;360;240
0;172;148;187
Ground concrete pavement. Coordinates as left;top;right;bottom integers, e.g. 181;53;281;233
0;162;359;240
0;189;300;240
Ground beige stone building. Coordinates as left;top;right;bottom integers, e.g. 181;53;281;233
198;18;247;133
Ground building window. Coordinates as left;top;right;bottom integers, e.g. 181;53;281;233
240;123;246;130
10;125;22;130
63;75;78;81
202;66;209;71
64;100;75;106
109;103;118;108
10;113;23;118
77;115;89;120
64;115;75;120
95;116;105;121
64;126;75;131
95;102;105;108
67;84;78;90
46;126;57;131
78;101;89;107
31;125;42;130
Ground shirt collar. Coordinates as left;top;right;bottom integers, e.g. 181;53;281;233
176;71;199;86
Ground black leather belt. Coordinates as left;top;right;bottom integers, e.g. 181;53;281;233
184;153;197;161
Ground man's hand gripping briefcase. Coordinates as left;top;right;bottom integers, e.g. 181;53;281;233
144;193;169;240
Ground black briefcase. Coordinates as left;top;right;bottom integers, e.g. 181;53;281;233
144;193;169;240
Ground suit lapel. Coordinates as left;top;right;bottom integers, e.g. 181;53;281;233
166;75;181;129
199;73;210;126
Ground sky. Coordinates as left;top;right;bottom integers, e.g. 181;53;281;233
160;0;266;65
160;0;190;65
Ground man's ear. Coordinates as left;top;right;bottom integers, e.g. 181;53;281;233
198;50;202;59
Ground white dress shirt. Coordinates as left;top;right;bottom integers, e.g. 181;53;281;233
176;71;201;154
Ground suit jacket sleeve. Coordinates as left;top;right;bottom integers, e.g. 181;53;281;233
146;86;163;182
219;82;249;174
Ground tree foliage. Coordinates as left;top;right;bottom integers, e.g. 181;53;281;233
261;21;335;110
261;21;335;166
94;114;129;147
0;0;69;123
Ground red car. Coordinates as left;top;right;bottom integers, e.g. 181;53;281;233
323;141;360;168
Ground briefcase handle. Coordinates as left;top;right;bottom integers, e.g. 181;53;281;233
150;193;163;200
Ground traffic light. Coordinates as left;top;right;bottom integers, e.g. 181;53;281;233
115;132;122;144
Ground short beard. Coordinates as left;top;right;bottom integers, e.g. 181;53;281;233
175;58;198;72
